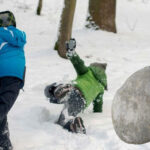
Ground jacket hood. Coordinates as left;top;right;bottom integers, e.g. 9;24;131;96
89;64;107;90
90;62;107;71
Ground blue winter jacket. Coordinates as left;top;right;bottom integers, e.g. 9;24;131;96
0;26;26;81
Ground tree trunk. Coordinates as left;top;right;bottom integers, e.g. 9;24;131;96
37;0;43;15
54;0;76;58
86;0;117;33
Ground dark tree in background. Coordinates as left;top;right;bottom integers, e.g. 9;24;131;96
86;0;117;33
54;0;76;58
37;0;43;15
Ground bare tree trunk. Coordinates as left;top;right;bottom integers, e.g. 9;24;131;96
86;0;117;33
36;0;43;15
54;0;76;58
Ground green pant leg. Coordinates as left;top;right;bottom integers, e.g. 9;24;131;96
93;93;103;112
69;53;88;75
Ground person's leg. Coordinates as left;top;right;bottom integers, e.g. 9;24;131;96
56;88;86;134
93;93;103;112
45;83;73;104
0;117;12;150
67;52;88;76
0;77;22;150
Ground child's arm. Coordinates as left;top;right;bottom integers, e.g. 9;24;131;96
67;51;88;76
0;26;26;47
93;93;103;112
66;39;88;76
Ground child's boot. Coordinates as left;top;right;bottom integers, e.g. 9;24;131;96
64;117;86;134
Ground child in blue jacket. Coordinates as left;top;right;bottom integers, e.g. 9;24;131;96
0;11;26;150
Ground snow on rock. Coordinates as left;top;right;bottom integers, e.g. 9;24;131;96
112;66;150;144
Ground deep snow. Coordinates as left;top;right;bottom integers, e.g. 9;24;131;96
1;0;150;149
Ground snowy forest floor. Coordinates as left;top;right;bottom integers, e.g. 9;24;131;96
1;0;150;150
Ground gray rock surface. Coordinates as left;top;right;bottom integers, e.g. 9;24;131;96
112;67;150;144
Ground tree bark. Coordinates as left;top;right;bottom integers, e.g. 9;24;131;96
54;0;76;58
37;0;43;15
86;0;117;33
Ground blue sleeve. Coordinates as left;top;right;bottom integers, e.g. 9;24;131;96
0;26;26;47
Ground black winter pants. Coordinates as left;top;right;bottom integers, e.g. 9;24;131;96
57;87;85;127
0;77;21;136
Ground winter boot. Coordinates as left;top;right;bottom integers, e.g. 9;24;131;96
64;117;86;134
0;122;13;150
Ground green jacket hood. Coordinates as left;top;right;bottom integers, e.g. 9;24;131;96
89;64;107;90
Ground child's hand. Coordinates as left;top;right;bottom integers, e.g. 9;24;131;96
66;38;76;52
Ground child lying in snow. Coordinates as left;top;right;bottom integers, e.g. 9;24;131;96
44;39;107;134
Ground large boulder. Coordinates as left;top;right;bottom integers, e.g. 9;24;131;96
112;67;150;144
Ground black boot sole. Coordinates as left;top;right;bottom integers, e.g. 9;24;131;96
70;117;86;134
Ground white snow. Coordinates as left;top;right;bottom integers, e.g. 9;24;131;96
1;0;150;149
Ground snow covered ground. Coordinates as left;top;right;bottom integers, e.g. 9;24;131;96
1;0;150;149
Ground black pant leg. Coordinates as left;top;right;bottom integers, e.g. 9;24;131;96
0;77;21;132
57;88;85;127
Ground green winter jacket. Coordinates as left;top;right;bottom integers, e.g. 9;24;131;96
69;53;107;108
74;69;104;107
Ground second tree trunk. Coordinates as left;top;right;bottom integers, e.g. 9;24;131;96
86;0;117;33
